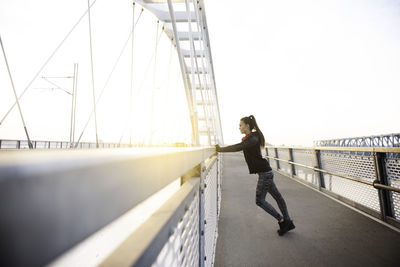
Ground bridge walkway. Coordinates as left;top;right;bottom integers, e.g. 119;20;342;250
215;153;400;267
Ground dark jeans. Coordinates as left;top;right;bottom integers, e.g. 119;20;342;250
256;170;290;221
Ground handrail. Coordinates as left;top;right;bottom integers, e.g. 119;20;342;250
265;155;373;185
100;178;200;267
266;145;400;153
0;147;216;267
265;155;400;193
266;154;400;193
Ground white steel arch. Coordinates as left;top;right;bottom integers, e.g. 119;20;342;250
134;0;223;146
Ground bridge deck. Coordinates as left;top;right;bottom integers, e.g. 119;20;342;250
215;153;400;267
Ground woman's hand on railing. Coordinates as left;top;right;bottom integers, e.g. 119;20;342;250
215;144;221;152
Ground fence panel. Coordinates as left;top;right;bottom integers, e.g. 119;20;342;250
204;157;218;267
277;148;291;174
386;158;400;220
152;188;200;267
292;149;317;185
319;150;380;212
266;147;276;169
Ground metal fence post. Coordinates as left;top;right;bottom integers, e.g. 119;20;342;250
199;162;205;267
373;152;394;222
274;148;280;170
313;149;325;190
288;148;296;177
216;155;219;217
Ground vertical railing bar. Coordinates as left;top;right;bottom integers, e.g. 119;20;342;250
313;149;325;190
288;148;296;177
373;152;394;222
274;148;280;170
199;161;205;267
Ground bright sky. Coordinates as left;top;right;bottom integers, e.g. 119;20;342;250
207;0;400;146
1;0;399;146
0;0;192;145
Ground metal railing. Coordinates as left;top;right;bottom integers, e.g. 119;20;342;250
0;139;193;150
0;147;221;267
0;139;131;149
266;146;400;229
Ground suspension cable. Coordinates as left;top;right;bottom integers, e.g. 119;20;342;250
87;0;99;148
149;21;160;146
76;8;144;147
136;29;163;94
162;42;174;142
119;3;139;145
118;21;162;146
0;35;33;149
0;0;98;126
128;2;136;146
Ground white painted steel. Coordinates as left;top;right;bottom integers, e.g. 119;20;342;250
150;154;221;267
134;0;223;145
203;156;219;267
152;186;200;267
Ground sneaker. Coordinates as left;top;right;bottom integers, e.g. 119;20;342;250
277;221;285;236
277;219;295;236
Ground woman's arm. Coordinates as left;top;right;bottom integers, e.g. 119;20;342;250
216;135;259;152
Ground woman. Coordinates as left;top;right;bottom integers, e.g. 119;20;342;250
216;115;295;235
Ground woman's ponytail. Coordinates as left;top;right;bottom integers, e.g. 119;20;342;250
249;115;265;147
241;115;265;147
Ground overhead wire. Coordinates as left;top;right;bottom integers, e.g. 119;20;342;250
76;8;144;147
161;42;174;144
118;3;140;145
149;21;160;146
129;2;136;146
41;77;72;95
0;0;99;126
119;26;163;146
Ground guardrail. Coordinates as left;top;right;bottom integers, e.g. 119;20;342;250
0;139;192;150
265;146;400;229
0;147;221;267
0;139;130;149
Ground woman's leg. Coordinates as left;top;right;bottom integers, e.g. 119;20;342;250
267;173;291;221
255;172;283;221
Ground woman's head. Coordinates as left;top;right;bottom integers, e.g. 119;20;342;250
240;115;265;147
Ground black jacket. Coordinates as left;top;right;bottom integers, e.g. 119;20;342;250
217;132;272;174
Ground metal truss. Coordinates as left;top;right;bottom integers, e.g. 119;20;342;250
134;0;223;146
314;133;400;148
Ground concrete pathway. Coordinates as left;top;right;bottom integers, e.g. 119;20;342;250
215;153;400;267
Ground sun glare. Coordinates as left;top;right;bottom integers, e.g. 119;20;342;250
0;0;193;146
